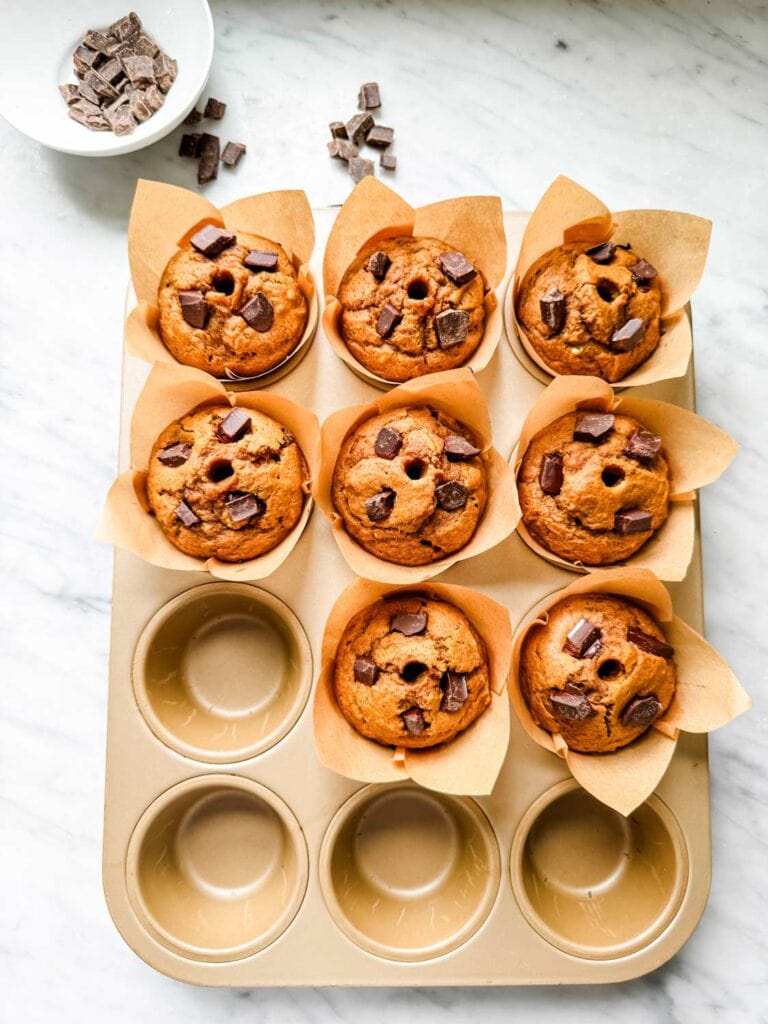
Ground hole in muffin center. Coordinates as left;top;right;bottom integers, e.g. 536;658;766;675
407;279;429;301
212;270;235;295
402;661;428;683
596;280;618;302
405;458;426;480
208;459;234;483
601;465;625;487
598;659;624;680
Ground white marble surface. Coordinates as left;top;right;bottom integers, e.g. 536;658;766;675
1;1;767;1021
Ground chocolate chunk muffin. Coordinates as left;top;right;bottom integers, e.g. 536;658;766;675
334;594;491;749
518;410;669;565
520;593;676;753
146;404;307;561
332;405;488;565
516;241;661;382
337;237;486;381
158;224;308;378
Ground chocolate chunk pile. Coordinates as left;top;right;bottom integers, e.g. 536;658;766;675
328;82;396;183
59;12;176;136
178;96;246;184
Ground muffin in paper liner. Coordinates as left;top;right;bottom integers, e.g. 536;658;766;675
512;375;738;581
125;180;318;386
314;367;521;584
510;568;750;815
322;176;507;388
314;578;512;795
508;175;711;387
99;362;320;581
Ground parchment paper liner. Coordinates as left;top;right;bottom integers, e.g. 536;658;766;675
509;176;712;387
510;568;750;815
99;362;320;581
321;176;507;388
512;375;738;581
314;367;521;584
314;578;512;795
125;180;318;386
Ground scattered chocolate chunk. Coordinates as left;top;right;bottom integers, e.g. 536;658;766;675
175;500;200;526
354;656;379;686
59;84;81;105
438;251;477;286
435;308;470;349
573;412;615;444
221;141;246;167
217;408;252;442
329;121;348;139
179;132;201;157
190;223;235;256
629;259;657;286
620;694;662;728
108;12;141;41
585;241;616;264
366;488;396;522
204;97;226;119
122;55;155;88
624;427;662;463
402;706;427;735
225;491;266;523
197;133;221;184
539;452;564;495
328;138;358;161
444;435;481;461
376;303;402;338
83;29;113;53
184;107;203;125
240;293;274;332
157;442;192;467
609;317;644;352
391;611;427;636
380;153;397;171
563;618;602;659
435;481;469;511
550;690;595;721
244;249;278;271
366;251;391;280
374;427;403;459
614;508;652;535
349;156;374;182
627;627;674;659
358;82;381;110
440;671;468;712
178;289;207;328
367;125;394;148
346;111;374;145
540;287;566;332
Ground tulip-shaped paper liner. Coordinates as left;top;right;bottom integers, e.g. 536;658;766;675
322;176;507;386
512;375;738;581
99;362;320;581
315;367;521;584
314;578;512;795
125;180;318;383
509;176;712;387
510;568;750;815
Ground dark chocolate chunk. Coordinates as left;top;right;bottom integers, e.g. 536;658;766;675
122;55;155;87
366;251;391;280
132;34;160;59
438;251;477;286
366;488;396;522
349;156;374;183
391;611;427;636
225;491;266;523
329;121;347;139
609;317;644;353
440;671;468;712
614;508;653;534
197;134;221;184
143;85;164;112
563;618;602;659
540;287;566;332
582;637;603;659
620;694;662;728
402;707;427;736
376;303;402;338
83;30;113;53
435;481;469;511
174;500;200;526
629;259;658;285
354;655;379;686
204;97;226;119
358;82;381;110
83;69;118;99
585;241;616;264
346;112;374;145
99;58;123;84
240;292;274;332
627;627;674;659
128;91;151;123
217;408;252;442
374;427;403;459
183;107;202;125
367;125;394;148
244;249;278;272
573;412;615;444
73;45;101;76
435;308;470;349
190;223;234;256
624;427;662;463
108;12;141;41
178;289;207;328
550;690;595;721
328;138;358;161
539;452;564;495
221;141;246;167
179;132;202;157
104;104;136;135
59;84;80;105
444;435;481;461
157;442;192;467
380;153;397;171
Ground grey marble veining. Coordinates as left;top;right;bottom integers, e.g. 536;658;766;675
1;1;767;1021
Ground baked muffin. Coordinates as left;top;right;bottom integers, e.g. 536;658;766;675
520;594;676;753
518;410;669;565
146;404;307;561
337;236;486;381
516;241;661;382
334;594;491;749
332;405;488;565
158;224;308;378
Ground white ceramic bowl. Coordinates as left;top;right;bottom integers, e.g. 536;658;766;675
0;0;214;156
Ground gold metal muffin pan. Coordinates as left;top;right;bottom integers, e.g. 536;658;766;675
103;211;710;984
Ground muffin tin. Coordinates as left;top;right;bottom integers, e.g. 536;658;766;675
103;210;711;984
